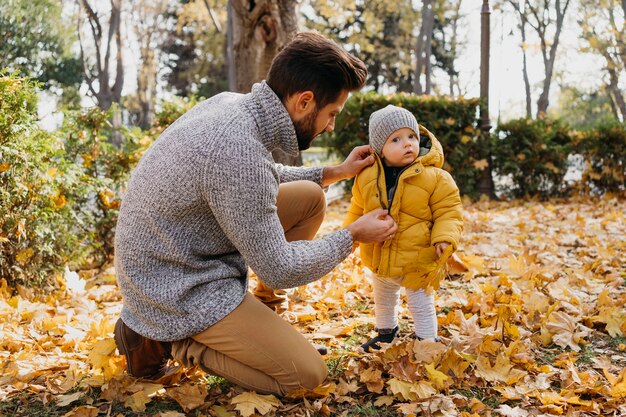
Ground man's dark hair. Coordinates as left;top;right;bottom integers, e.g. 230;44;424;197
266;31;368;109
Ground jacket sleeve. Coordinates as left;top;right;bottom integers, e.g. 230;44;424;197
429;170;463;249
342;176;365;228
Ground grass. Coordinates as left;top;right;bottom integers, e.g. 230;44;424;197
576;343;596;365
454;386;502;410
341;402;400;416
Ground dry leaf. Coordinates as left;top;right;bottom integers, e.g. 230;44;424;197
231;391;281;417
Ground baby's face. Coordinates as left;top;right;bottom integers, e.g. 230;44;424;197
381;128;420;167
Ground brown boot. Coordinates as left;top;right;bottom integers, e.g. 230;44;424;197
114;318;174;380
253;280;288;312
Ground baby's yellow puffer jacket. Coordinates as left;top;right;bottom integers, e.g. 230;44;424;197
343;125;463;289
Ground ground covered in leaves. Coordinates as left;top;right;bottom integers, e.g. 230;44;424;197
1;196;625;417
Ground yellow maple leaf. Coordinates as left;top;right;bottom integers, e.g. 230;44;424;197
88;338;116;370
412;339;446;363
56;391;83;407
402;246;453;290
124;390;151;413
424;363;449;390
412;381;437;399
209;405;236;417
439;349;470;379
61;405;98;417
604;368;626;399
386;378;417;401
542;311;591;351
593;306;625;337
231;391;281;417
0;162;11;173
475;353;527;384
360;367;384;393
166;383;208;412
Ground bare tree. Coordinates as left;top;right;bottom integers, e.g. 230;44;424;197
76;0;124;112
229;0;300;165
414;0;435;95
524;0;571;117
132;0;168;129
508;0;532;117
578;0;625;121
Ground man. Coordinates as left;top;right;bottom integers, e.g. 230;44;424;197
114;31;397;395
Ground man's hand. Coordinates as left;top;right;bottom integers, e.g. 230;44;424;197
346;209;397;243
435;242;451;257
322;145;374;187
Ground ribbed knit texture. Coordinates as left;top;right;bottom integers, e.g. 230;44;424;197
115;81;354;341
371;274;438;339
368;105;420;155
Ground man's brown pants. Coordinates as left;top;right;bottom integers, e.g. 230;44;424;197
171;181;328;395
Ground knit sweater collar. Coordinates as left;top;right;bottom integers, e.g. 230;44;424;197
247;81;299;157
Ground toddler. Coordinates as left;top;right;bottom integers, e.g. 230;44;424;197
343;105;463;350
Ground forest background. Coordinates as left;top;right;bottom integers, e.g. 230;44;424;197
0;0;625;416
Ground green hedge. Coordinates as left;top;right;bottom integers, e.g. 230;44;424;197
321;92;486;198
574;119;626;194
492;118;573;199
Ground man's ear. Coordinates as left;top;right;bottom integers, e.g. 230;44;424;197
285;91;316;120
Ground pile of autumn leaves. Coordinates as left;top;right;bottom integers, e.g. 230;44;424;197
1;196;625;417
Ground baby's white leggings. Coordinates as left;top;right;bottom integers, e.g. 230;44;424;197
370;273;438;339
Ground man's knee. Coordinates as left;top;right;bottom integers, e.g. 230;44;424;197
298;180;326;217
296;355;328;391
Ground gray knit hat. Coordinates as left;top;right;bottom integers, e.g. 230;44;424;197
369;105;420;155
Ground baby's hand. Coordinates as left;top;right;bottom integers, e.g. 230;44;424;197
435;242;451;257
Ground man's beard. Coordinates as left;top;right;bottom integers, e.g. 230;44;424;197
294;108;320;151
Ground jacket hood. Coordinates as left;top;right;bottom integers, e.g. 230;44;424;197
374;124;444;169
416;124;444;168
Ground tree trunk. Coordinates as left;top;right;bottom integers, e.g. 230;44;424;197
77;0;125;145
531;0;571;117
414;0;432;95
229;0;297;93
424;7;434;95
607;64;626;121
520;18;532;117
133;0;167;129
229;0;301;165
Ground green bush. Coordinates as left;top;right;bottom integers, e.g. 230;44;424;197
492;118;573;199
0;73;81;288
58;106;151;269
574;120;625;194
320;92;485;198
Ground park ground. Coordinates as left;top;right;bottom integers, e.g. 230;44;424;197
0;195;625;417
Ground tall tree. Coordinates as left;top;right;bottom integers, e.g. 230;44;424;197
579;0;626;121
507;0;533;117
414;0;435;94
129;0;169;128
431;0;465;96
512;0;572;117
229;0;299;93
76;0;125;112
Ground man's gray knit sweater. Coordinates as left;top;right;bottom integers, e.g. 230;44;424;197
115;82;353;341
